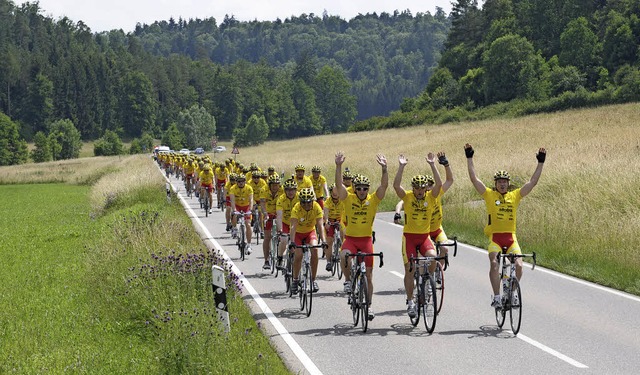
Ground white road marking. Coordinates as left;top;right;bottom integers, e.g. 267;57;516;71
168;176;323;375
518;334;589;368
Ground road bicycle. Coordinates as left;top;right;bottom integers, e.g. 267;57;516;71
434;236;458;314
185;175;193;198
251;204;262;245
282;238;294;296
289;242;325;317
216;185;225;211
203;186;211;217
409;253;446;334
233;211;248;261
495;248;537;335
270;227;287;277
328;221;343;279
345;251;384;333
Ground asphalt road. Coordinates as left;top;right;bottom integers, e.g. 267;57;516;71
167;174;640;375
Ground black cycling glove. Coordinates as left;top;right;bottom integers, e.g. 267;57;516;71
465;146;474;158
536;151;546;163
393;213;401;221
438;154;449;166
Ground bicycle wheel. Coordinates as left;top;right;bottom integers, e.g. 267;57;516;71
286;255;294;297
435;261;445;314
299;272;306;311
422;274;437;334
270;237;277;275
305;266;313;317
254;220;260;245
239;228;246;261
360;274;370;333
410;273;420;327
334;238;343;279
509;279;523;335
351;280;360;327
204;195;209;217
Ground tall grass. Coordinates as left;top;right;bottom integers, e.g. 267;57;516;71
0;155;289;373
229;102;640;294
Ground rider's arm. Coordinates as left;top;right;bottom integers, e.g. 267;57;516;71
428;156;443;198
289;218;298;240
520;148;546;197
276;210;283;232
393;161;406;199
375;154;388;200
335;152;348;200
316;217;326;243
465;144;486;195
440;152;454;193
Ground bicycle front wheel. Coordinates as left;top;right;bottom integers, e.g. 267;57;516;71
360;275;370;333
305;268;313;317
351;281;360;327
422;274;437;334
410;274;420;327
334;238;343;279
299;276;306;311
509;279;523;335
270;239;277;275
435;261;445;314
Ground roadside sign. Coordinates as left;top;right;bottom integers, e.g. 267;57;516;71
231;147;239;154
211;137;217;148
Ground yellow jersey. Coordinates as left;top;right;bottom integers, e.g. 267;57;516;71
199;170;214;185
310;175;327;198
276;194;299;226
229;184;254;207
215;166;229;180
342;192;381;237
482;188;523;235
295;175;313;191
291;201;324;234
324;197;344;221
401;190;437;234
429;190;445;231
261;187;284;214
248;178;267;201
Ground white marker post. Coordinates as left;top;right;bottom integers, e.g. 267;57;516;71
211;265;230;333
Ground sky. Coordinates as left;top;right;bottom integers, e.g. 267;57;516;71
18;0;454;33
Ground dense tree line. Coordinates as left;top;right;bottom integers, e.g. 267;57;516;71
353;0;640;131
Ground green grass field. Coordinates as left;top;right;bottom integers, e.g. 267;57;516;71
0;181;289;373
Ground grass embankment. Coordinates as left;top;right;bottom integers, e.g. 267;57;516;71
226;102;640;295
0;156;289;373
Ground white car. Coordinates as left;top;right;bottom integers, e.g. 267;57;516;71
214;146;226;153
179;148;190;155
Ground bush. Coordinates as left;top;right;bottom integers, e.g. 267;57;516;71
94;130;124;156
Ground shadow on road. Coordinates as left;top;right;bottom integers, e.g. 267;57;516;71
437;325;515;339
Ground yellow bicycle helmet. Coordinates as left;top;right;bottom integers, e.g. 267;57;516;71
298;188;315;202
352;175;370;186
283;179;298;190
411;175;429;188
268;174;281;185
311;165;321;172
294;164;305;171
494;170;511;181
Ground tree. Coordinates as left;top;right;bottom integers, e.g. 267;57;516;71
290;79;321;137
177;104;216;149
482;34;546;103
314;65;356;133
129;138;143;154
233;114;268;147
31;131;52;162
120;71;158;138
161;122;185;150
0;111;28;165
140;132;154;152
49;119;82;160
93;129;124;156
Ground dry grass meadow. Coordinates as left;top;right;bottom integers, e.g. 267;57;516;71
228;102;640;294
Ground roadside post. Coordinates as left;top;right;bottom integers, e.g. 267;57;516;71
211;265;230;333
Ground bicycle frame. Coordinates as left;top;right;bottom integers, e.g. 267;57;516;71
495;250;537;335
409;254;446;333
289;243;324;317
344;251;384;333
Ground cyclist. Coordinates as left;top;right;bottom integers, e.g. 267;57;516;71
275;179;299;269
293;164;313;191
224;173;238;231
310;165;329;209
393;154;442;318
342;170;354;194
464;143;546;308
199;163;215;215
334;151;388;321
183;157;197;195
289;188;327;294
215;161;229;207
323;183;345;272
248;170;267;239
261;174;284;270
229;174;255;255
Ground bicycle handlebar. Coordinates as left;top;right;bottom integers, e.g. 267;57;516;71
436;236;458;257
497;251;537;270
345;251;384;268
408;254;447;273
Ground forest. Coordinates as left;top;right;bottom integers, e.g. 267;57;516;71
1;0;639;164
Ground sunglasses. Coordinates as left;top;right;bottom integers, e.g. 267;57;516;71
355;187;369;192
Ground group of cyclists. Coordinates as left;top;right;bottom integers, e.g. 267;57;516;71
156;144;547;323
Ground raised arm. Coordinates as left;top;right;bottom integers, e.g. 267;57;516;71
335;151;348;201
375;153;388;200
437;151;454;193
520;148;546;197
393;154;408;199
427;152;442;197
465;143;486;195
